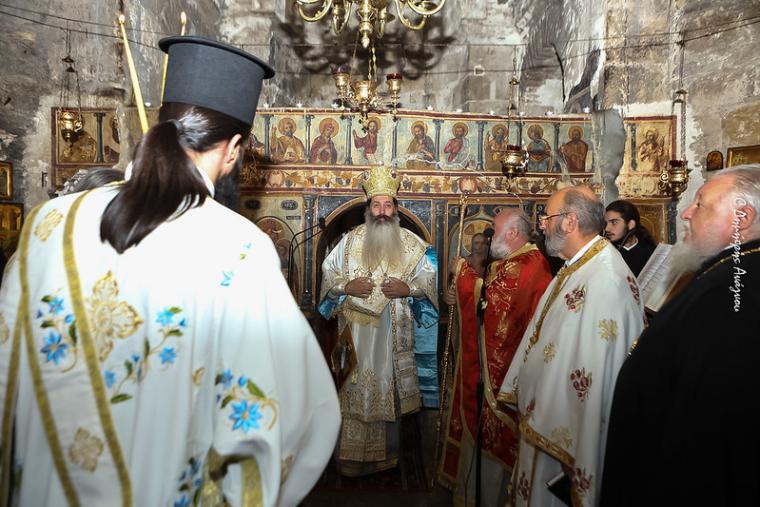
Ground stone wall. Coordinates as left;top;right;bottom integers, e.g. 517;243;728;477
1;0;758;223
0;0;221;209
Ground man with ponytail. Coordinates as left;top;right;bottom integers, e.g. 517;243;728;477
0;37;340;507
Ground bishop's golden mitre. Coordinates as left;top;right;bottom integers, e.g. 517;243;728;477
362;166;400;199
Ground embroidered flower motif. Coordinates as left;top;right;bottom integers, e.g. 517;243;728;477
68;428;104;473
216;370;278;432
626;275;641;305
36;293;78;370
516;471;531;500
48;296;64;316
88;271;143;361
0;312;9;345
104;370;117;388
220;369;234;388
230;400;263;433
572;467;593;499
570;368;593;402
34;209;64;241
107;306;186;404
551;426;574;450
220;271;234;287
41;332;68;365
598;319;618;342
564;285;586;312
175;455;204;506
543;342;557;363
524;397;536;421
160;347;177;364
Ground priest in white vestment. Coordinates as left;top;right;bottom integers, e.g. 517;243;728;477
0;36;340;507
320;166;438;476
498;186;644;507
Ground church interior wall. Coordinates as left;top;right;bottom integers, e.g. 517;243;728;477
1;0;759;259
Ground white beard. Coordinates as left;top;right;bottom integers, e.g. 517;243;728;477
363;209;403;269
490;237;509;259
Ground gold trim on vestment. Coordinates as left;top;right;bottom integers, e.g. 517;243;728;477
241;457;263;507
20;204;82;506
524;238;608;359
64;191;133;506
518;418;574;469
698;245;760;278
0;204;44;505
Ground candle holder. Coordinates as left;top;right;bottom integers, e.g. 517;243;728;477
659;159;690;198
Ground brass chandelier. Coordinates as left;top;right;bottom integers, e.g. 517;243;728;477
332;38;402;126
295;0;447;48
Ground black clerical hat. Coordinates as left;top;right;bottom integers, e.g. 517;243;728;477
159;36;275;126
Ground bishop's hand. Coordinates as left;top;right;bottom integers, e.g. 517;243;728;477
345;277;374;298
381;277;410;299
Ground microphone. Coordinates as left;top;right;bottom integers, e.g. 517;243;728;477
287;217;326;291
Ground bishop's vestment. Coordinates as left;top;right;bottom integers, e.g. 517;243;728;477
319;224;438;475
439;244;552;506
0;187;340;506
498;236;644;507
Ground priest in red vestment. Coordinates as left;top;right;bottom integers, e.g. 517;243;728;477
439;207;552;506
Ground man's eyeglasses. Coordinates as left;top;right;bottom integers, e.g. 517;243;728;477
538;212;568;224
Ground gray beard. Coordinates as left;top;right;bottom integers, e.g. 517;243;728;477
490;237;509;259
363;210;403;269
669;241;715;275
545;223;567;258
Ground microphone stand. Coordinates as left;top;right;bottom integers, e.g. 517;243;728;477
474;231;493;507
287;217;324;293
288;220;326;296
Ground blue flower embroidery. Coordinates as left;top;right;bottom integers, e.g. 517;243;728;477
221;271;234;287
104;370;116;388
64;314;74;324
156;309;175;327
174;496;190;507
35;309;43;319
48;296;64;316
40;332;68;365
131;354;141;363
238;375;247;387
178;318;187;328
160;347;177;364
229;400;263;434
220;369;234;388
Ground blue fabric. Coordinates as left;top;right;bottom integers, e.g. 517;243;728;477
413;246;439;407
318;294;345;319
414;323;439;408
410;247;439;329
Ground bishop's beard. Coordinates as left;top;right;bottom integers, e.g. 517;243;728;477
363;208;403;269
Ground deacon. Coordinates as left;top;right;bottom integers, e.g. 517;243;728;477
319;166;438;476
0;36;340;507
602;165;760;506
498;186;644;507
604;200;656;276
439;208;552;506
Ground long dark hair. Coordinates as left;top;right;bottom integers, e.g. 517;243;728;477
101;103;249;253
606;200;655;246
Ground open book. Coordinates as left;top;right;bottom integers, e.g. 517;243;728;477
637;243;684;313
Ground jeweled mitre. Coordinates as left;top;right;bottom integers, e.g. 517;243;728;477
362;166;400;199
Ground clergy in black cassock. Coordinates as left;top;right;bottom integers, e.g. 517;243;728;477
601;165;760;506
